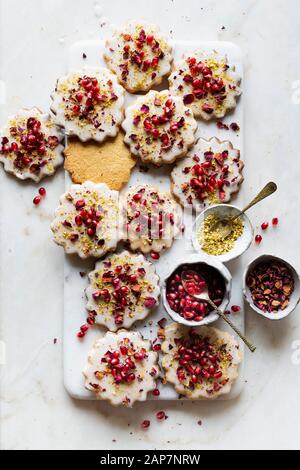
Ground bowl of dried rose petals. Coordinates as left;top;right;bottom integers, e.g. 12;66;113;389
243;254;300;320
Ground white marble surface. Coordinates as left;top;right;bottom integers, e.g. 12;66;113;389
0;0;300;450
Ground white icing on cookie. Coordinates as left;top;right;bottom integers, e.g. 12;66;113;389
83;330;159;406
50;181;120;259
50;67;124;142
121;185;182;254
86;250;160;331
171;137;243;212
169;50;241;120
122;90;197;165
104;20;172;93
0;108;64;182
161;323;242;399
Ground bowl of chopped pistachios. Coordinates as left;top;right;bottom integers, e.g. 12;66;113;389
192;204;254;263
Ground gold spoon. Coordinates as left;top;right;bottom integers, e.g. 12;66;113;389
212;181;277;240
181;269;256;352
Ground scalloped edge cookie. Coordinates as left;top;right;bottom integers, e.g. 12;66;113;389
171;137;244;212
0;107;64;182
86;250;160;331
121;184;182;254
104;20;172;93
122;90;197;165
50;181;120;259
169;50;241;120
161;323;242;399
83;329;159;406
50;67;125;142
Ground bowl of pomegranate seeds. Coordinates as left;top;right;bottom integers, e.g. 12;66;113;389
192;204;254;262
243;254;300;320
162;254;232;326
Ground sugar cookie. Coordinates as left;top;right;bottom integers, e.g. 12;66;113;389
50;67;124;142
104;20;172;93
0;108;63;181
83;330;159;406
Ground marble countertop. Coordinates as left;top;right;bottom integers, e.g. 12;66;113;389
1;0;300;450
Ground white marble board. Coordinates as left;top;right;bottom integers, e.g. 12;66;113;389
64;39;245;400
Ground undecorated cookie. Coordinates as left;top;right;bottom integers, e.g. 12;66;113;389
171;137;243;212
104;20;172;93
50;67;124;142
83;329;159;406
86;250;160;331
0;108;64;181
122;90;197;165
51;181;120;259
161;323;242;399
63;132;136;190
169;50;241;120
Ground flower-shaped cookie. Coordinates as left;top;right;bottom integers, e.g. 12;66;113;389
171;137;243;212
122;185;181;254
122;90;197;165
161;323;242;399
104;21;172;93
83;330;159;406
86;250;160;331
51;181;120;258
169;51;241;120
0;108;64;181
50;67;124;142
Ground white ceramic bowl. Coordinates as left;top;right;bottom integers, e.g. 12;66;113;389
161;253;232;326
192;204;254;263
243;254;300;320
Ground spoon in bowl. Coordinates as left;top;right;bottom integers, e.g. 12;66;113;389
212;181;277;240
181;269;256;352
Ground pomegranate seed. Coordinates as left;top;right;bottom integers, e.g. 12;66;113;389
146;34;154;44
80;324;89;333
33;195;41;205
255;234;262;244
72;105;80;114
183;94;195;105
152;388;160;396
75;199;85;210
120;346;128;355
10;142;18;152
272;217;279;226
75;92;84;102
87;227;96;237
156;411;166;421
150;251;160;260
153;343;161;351
133;193;143;202
141;420;150;429
231;305;241;313
75;215;82;226
77;331;85;338
261;222;269;230
38;187;46;197
144;297;156;308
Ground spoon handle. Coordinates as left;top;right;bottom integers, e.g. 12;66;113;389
231;181;277;222
206;299;256;352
